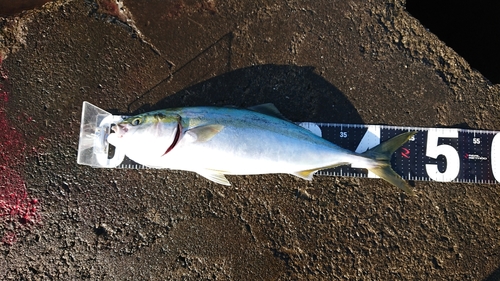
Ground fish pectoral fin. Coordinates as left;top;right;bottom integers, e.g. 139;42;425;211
292;169;317;180
186;124;224;142
247;103;288;120
197;170;231;186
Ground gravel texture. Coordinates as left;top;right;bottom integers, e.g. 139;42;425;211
0;0;499;279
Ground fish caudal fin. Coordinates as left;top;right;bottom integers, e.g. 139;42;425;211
361;131;417;195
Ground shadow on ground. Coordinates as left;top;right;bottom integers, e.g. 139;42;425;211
125;64;363;125
484;266;500;281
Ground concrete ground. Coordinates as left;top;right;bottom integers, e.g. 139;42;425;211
1;0;499;279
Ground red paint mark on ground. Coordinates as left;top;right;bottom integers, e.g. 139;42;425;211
0;57;41;245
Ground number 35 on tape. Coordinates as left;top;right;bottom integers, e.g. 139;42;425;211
298;123;500;184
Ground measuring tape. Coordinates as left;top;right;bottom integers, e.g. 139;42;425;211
77;102;500;184
299;123;500;184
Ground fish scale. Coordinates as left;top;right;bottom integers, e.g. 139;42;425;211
78;102;500;185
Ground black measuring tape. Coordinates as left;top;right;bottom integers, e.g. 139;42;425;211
298;123;500;184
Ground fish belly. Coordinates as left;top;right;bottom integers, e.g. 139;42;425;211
159;124;368;175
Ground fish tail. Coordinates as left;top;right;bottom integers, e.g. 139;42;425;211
361;131;417;195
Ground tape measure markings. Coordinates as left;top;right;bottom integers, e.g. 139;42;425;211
312;123;499;184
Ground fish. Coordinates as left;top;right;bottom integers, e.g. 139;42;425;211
107;104;417;195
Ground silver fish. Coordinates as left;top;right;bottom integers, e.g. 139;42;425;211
107;104;416;195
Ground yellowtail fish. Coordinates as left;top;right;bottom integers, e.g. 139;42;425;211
107;104;416;195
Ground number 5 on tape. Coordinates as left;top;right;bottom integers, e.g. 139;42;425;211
303;123;500;184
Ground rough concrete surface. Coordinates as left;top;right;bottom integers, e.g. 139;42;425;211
0;0;499;280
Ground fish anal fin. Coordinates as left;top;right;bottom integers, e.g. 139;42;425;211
187;124;224;142
197;170;231;186
292;162;350;181
248;103;288;120
292;169;317;180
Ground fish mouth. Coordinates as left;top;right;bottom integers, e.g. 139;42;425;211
110;123;128;137
162;122;181;156
117;124;128;133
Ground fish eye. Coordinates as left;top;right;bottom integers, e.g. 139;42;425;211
131;118;142;126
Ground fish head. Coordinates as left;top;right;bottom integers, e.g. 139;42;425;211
107;110;181;164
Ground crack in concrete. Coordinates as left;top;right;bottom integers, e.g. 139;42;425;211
88;0;175;69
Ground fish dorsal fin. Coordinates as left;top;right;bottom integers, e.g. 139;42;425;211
247;103;288;120
186;124;224;142
196;169;231;186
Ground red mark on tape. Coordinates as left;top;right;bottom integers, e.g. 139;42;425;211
401;147;411;159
